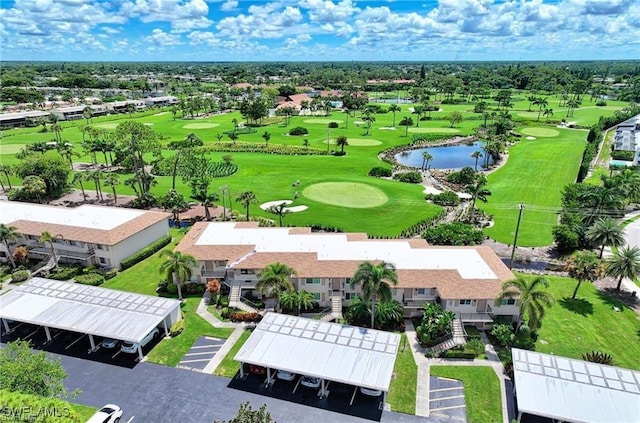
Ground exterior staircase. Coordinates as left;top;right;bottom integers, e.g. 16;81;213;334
425;318;467;355
228;283;259;313
319;296;343;322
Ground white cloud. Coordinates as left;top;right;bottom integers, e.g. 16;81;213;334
119;0;212;32
300;0;359;24
220;0;238;11
144;28;182;46
216;3;304;40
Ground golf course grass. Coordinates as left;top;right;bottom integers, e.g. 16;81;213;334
338;138;382;146
408;127;460;133
183;122;220;129
481;129;586;246
520;127;560;137
303;182;388;208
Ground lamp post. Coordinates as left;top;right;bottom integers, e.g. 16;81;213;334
220;185;229;221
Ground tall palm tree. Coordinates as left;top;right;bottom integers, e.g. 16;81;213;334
280;290;316;315
72;172;88;202
0;164;12;190
495;275;554;331
565;250;605;299
586;217;625;258
464;175;491;223
350;261;399;328
388;104;401;127
103;173;121;204
421;152;434;171
399;116;413;136
269;202;290;227
236;191;258;221
261;131;271;147
39;231;58;270
533;97;548;121
0;224;19;268
543;108;554;122
256;263;297;311
412;106;423;127
335;135;348;154
159;250;197;301
606;246;640;291
471;150;483;172
362;111;375;136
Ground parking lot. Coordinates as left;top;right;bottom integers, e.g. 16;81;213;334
228;371;385;421
0;320;160;368
429;376;466;422
177;335;225;371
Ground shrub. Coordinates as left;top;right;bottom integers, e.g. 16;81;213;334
582;351;613;365
156;280;169;293
230;311;262;322
368;167;392;177
446;166;476;185
220;307;231;319
289;126;309;136
0;390;81;423
166;283;178;295
442;350;476;359
423;222;484;246
393;171;422;183
202;142;327;156
209;161;238;178
427;191;461;206
490;323;514;347
48;265;82;281
328;122;339;128
611;150;635;161
595;99;607;106
120;235;172;270
552;224;580;254
11;269;30;282
74;273;105;286
466;338;486;357
184;282;205;295
512;326;536;350
169;319;185;337
104;268;118;280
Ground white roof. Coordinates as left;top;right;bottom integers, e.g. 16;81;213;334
0;202;145;231
0;278;181;343
234;313;400;392
197;222;496;279
512;349;640;423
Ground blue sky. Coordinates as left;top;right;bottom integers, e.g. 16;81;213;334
1;0;637;62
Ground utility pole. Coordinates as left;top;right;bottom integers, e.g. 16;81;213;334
327;124;331;153
509;203;525;269
220;185;228;221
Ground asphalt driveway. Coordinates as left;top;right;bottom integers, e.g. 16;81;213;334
177;336;225;372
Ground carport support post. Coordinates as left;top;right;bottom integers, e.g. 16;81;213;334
320;380;327;398
163;318;169;337
88;334;97;352
266;368;273;386
137;345;144;361
383;391;387;409
2;319;10;333
44;326;52;342
239;363;245;378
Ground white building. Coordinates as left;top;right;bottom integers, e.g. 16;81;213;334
176;222;518;327
0;201;170;269
611;113;640;166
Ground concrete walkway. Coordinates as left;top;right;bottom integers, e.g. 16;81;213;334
405;320;513;423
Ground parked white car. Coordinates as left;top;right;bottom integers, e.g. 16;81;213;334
300;376;321;389
101;338;119;349
87;404;123;423
276;370;296;381
360;387;382;397
120;328;159;354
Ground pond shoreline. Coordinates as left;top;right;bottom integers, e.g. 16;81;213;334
379;135;477;170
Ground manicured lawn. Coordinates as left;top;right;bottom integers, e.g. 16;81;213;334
481;129;586;246
102;228;185;296
429;366;502;423
70;403;97;421
388;334;417;415
535;275;640;370
213;329;252;377
146;297;233;367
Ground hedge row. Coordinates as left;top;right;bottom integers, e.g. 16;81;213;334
202;142;328;156
120;235;172;270
0;390;82;423
368;166;392;177
170;318;185;337
48;265;82;281
440;351;476;359
74;273;105;286
11;270;30;282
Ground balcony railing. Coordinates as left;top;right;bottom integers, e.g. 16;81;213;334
457;312;494;322
403;298;436;307
201;268;227;278
29;246;95;260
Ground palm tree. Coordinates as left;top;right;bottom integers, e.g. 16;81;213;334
464;175;491;223
362;110;375;136
421;152;434;171
261;131;271;147
374;300;403;327
228;132;239;144
543;108;554;122
236;191;258;221
606;246;640;291
399;116;413;136
0;224;19;268
586;217;625;258
495;275;554;331
39;231;58;270
335;135;348;154
471;150;483;171
533;97;548;121
411;106;423;127
256;263;297;311
565;250;605;299
349;261;399;328
269;202;290;227
388;104;401;127
0;164;12;190
72;172;88;201
159;250;197;301
280;290;316;315
82;106;93;125
103;173;121;204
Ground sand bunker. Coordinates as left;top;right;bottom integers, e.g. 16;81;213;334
259;200;307;213
526;136;536;140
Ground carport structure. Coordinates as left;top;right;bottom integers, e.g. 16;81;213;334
0;278;182;361
234;313;400;408
512;348;640;423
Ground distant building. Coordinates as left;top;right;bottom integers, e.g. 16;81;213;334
611;113;640;166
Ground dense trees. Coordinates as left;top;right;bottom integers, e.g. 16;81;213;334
349;261;399;328
160;250;197;301
257;263;297;311
495;275;554;331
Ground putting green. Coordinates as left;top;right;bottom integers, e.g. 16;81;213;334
408;127;460;134
303;119;343;124
94;123;119;129
520;127;559;137
183;123;220;129
0;144;24;154
303;182;388;208
332;138;382;146
517;111;541;119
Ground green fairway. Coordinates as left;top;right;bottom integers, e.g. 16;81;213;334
520;127;560;137
408;127;460;133
183;122;220;129
481;129;586;246
302;182;388;208
535;275;640;370
341;138;382;146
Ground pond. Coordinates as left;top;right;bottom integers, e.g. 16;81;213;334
394;141;493;170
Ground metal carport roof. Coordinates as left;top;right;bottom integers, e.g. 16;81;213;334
512;348;640;423
0;278;181;344
234;312;400;392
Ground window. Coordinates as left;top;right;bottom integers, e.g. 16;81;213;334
417;288;432;295
345;293;358;300
305;278;321;285
214;260;227;266
98;257;110;265
312;293;321;301
240;269;254;275
501;299;516;306
96;244;108;251
459;299;473;306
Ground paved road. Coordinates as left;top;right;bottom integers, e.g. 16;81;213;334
178;336;225;372
61;354;430;423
